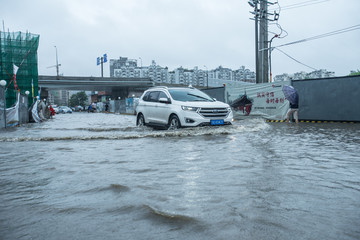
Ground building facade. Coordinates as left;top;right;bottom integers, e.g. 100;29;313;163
110;56;257;87
274;69;335;82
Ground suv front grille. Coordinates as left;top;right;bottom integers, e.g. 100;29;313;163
198;108;229;118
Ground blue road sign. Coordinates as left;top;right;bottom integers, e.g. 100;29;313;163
97;57;100;66
103;54;107;63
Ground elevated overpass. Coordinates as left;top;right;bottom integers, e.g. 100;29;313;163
38;75;154;91
37;75;207;100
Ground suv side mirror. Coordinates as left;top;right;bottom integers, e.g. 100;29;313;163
159;98;171;104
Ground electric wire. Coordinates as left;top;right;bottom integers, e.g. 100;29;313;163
267;1;288;39
269;0;330;11
275;48;318;71
272;24;360;49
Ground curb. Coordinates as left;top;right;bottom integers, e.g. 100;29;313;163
266;120;359;124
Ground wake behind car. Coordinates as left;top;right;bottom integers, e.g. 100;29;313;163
136;86;233;129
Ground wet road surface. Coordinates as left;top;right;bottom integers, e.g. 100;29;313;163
0;113;359;239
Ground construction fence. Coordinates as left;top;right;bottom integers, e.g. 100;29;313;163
0;91;29;128
205;75;360;122
0;31;40;108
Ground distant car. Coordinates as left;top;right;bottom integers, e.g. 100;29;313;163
74;105;84;111
58;106;73;114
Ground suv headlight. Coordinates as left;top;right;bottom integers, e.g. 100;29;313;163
181;106;199;112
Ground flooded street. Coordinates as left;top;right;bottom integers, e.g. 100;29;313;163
0;113;359;240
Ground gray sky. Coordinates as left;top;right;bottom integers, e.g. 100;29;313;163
1;0;360;78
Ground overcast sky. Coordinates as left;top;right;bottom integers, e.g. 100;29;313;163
1;0;360;78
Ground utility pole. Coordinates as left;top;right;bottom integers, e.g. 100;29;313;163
248;0;277;84
259;1;268;83
255;3;260;84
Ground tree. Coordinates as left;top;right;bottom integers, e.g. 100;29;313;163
69;91;88;107
349;70;360;76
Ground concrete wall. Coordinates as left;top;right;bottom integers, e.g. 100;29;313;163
293;75;360;121
202;87;225;103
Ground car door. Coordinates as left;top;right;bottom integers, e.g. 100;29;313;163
152;91;172;125
146;91;160;123
157;91;171;125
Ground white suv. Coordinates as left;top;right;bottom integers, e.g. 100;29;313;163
136;86;233;129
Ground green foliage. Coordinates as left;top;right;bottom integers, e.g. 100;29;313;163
69;91;88;107
349;70;360;76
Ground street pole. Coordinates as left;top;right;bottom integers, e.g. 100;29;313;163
139;57;142;77
55;46;59;77
97;54;107;77
269;35;277;83
255;2;260;84
101;57;104;77
204;65;208;88
0;80;6;128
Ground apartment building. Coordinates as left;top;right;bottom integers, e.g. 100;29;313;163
109;56;256;87
111;58;168;83
274;69;335;81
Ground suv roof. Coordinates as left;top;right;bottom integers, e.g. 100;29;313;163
148;86;196;91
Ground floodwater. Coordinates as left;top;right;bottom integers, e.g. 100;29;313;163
0;113;359;240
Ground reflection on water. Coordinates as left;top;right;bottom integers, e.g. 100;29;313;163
0;113;359;240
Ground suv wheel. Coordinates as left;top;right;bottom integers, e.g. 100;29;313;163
168;115;181;130
137;114;145;126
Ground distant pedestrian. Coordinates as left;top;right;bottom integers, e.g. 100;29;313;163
283;85;299;124
286;101;299;123
49;105;56;118
105;103;109;112
88;103;92;113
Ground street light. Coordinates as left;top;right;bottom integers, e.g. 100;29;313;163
139;57;143;77
0;80;6;87
204;65;208;88
54;46;61;77
268;34;278;82
0;80;7;128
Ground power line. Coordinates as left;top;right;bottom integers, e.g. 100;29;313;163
271;24;360;49
269;0;330;11
275;48;318;71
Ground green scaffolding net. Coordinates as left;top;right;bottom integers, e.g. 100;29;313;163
0;31;40;108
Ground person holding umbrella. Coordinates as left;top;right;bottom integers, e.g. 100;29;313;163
282;85;299;123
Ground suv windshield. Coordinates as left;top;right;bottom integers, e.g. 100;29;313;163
168;88;214;102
